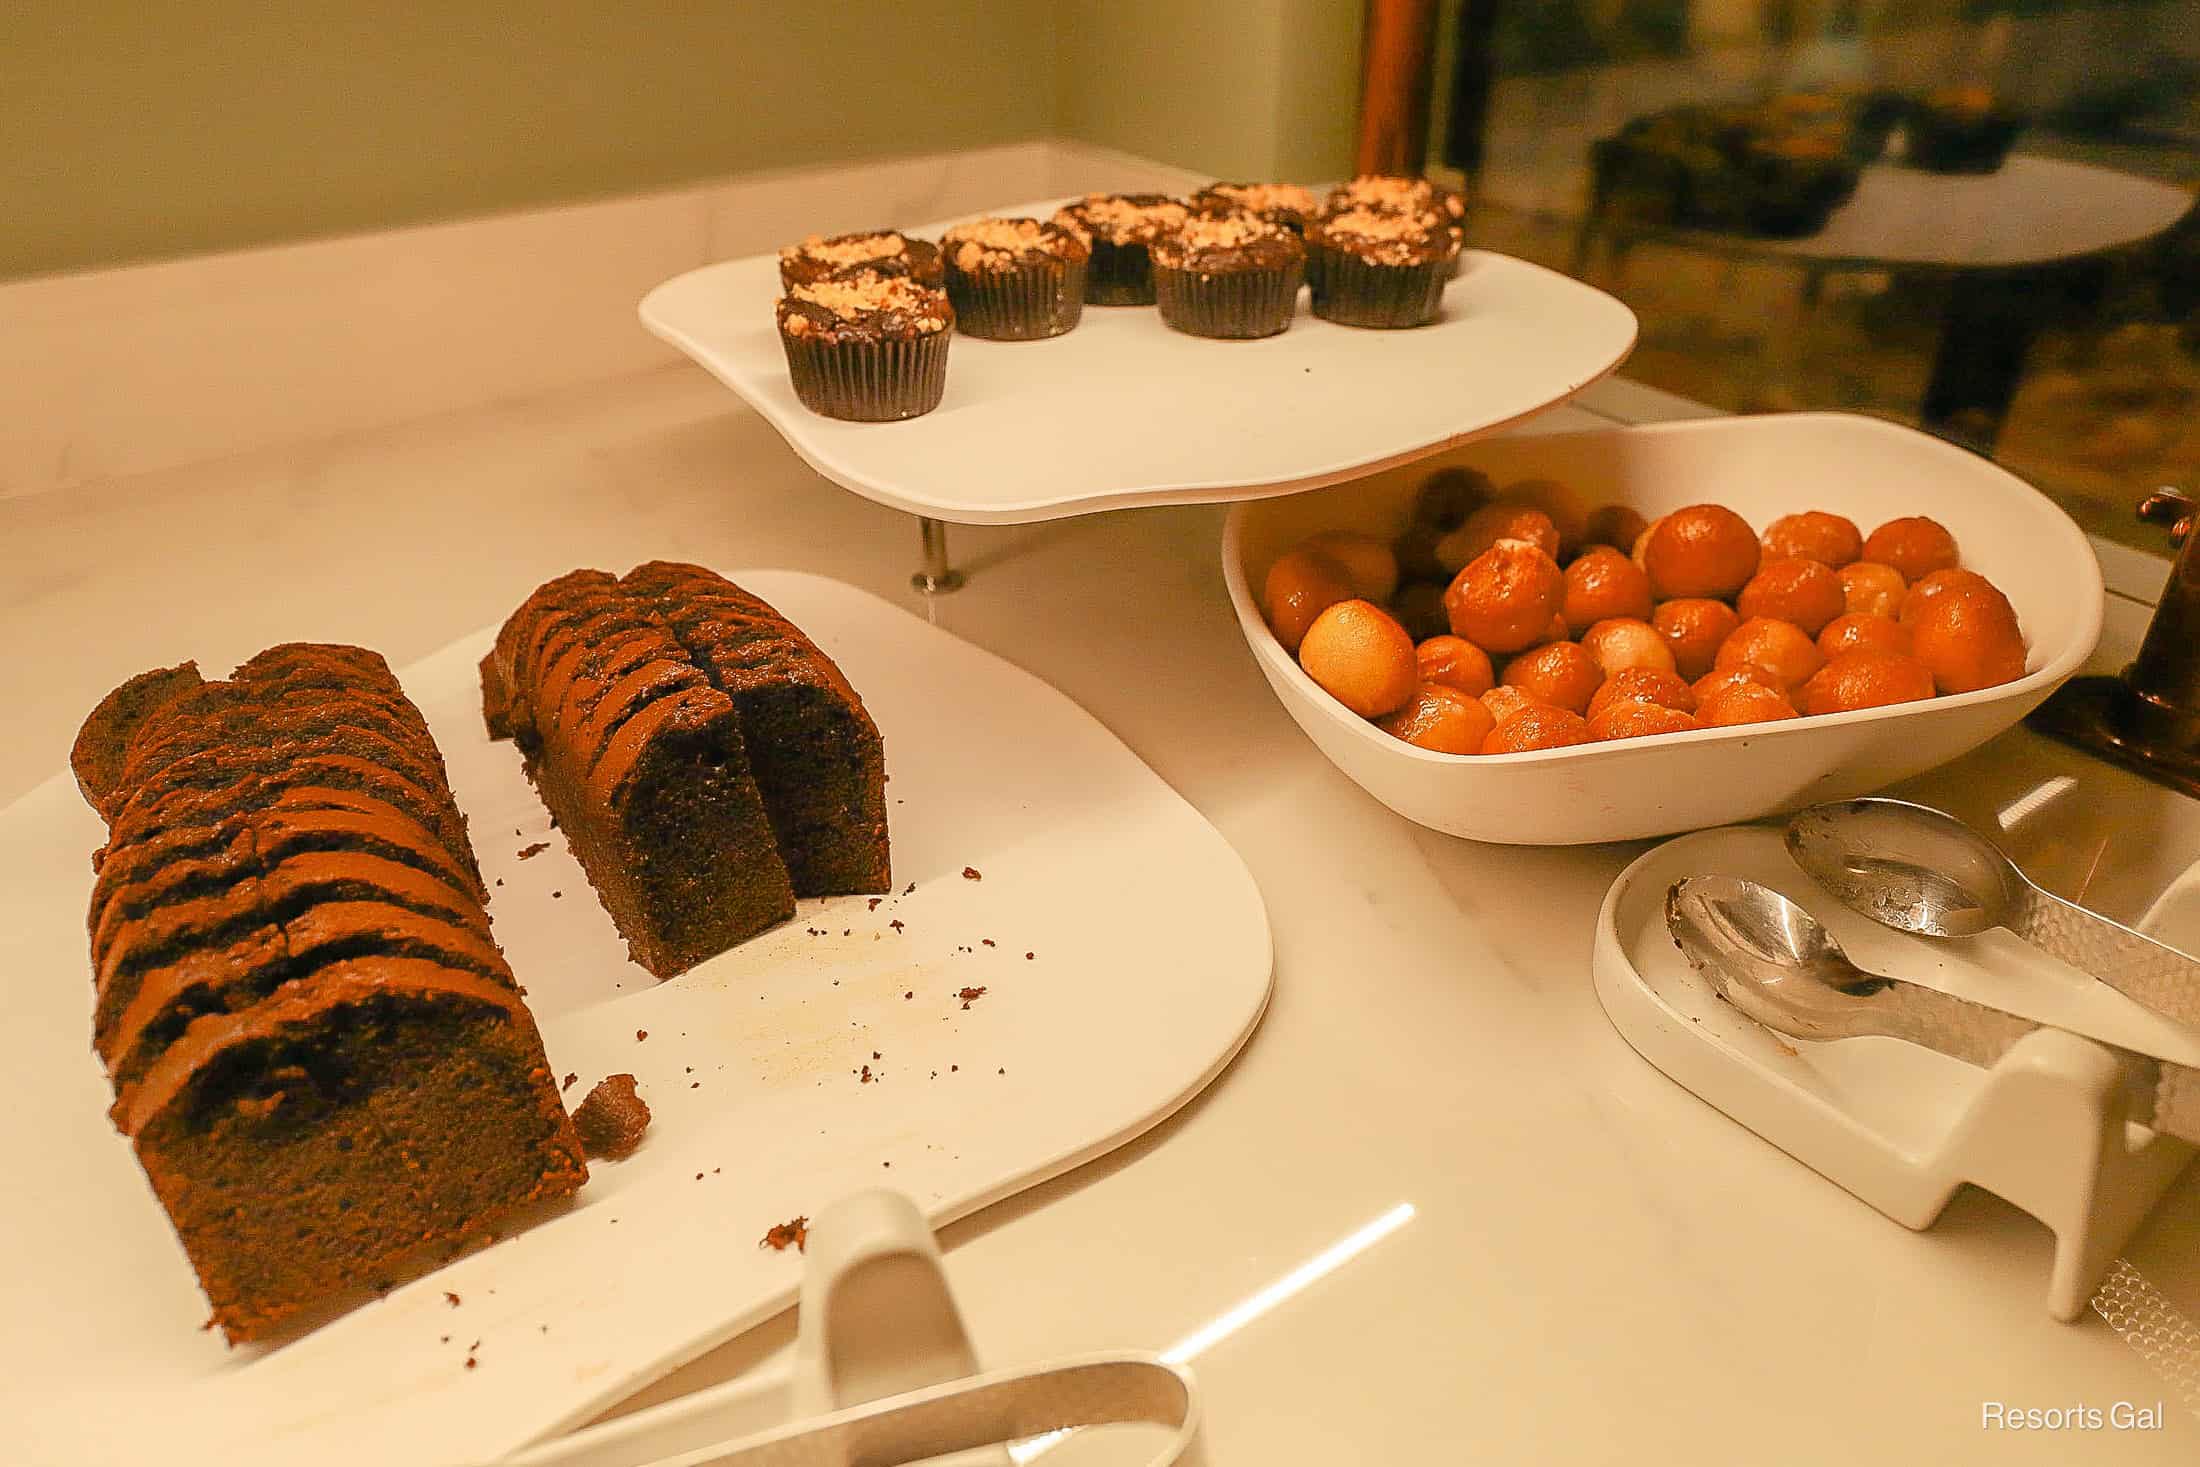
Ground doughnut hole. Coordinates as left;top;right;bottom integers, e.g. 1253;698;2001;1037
1898;568;2000;627
1691;665;1783;705
1481;685;1546;725
1581;617;1677;678
1587;667;1697;721
1263;548;1354;654
1697;682;1800;727
1839;561;1908;619
1643;504;1761;599
1297;599;1418;717
1390;581;1452;642
1303;531;1400;602
1412;465;1493;532
1561;547;1654;635
1582;503;1650;555
1818;612;1910;661
1862;516;1961;583
1761;511;1863;567
1588;701;1703;741
1798;651;1938;715
1497;478;1590;559
1737;558;1846;638
1714;617;1826;691
1653;598;1741;680
1501;641;1605;715
1443;540;1567;655
1437;504;1561;571
1416;634;1495;698
1908;584;2028;694
1378;683;1497;754
1481;705;1594;754
1394;524;1448;583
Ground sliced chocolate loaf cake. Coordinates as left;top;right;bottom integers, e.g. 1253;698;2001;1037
483;565;888;978
72;645;585;1344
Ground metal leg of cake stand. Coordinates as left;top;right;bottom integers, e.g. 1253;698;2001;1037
911;518;965;595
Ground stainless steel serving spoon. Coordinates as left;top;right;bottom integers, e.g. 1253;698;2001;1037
1786;797;2200;1029
1664;875;2200;1140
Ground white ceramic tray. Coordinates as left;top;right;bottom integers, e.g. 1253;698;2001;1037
1594;823;2197;1320
0;571;1272;1467
638;197;1637;525
1223;413;2102;844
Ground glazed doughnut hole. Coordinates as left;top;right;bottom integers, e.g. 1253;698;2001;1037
1378;683;1497;754
1642;504;1761;600
1303;531;1399;603
1501;640;1605;715
1736;558;1845;638
1496;478;1589;559
1482;704;1593;753
1263;548;1354;654
1416;634;1495;698
1898;568;1999;627
1437;504;1561;571
1297;599;1418;717
1390;581;1451;642
1862;516;1960;584
1817;612;1910;661
1652;598;1740;680
1561;547;1653;635
1582;503;1650;555
1760;511;1863;568
1411;465;1493;532
1798;650;1937;715
1838;561;1908;619
1586;666;1696;721
1587;701;1703;741
1481;685;1547;725
1580;617;1677;677
1697;681;1799;726
1908;580;2027;694
1444;540;1567;655
1714;616;1826;691
1690;664;1783;705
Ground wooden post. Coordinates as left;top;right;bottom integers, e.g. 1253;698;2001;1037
1354;0;1443;176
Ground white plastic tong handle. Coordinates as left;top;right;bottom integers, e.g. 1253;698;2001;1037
500;1190;1204;1467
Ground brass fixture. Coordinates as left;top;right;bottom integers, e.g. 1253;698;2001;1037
2030;488;2200;799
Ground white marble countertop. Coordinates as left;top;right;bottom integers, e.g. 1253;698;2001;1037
4;366;2196;1463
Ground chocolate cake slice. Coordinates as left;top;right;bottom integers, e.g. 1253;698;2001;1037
74;644;586;1343
484;565;890;978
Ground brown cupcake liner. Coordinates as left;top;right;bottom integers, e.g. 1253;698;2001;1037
1308;245;1451;329
1152;259;1305;339
779;328;950;422
1084;238;1158;305
945;257;1087;340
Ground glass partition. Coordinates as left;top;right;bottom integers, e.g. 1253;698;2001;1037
1432;0;2200;548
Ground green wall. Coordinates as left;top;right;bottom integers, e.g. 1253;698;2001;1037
5;0;1363;281
1056;0;1363;183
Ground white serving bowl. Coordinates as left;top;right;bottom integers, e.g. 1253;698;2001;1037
1222;413;2103;845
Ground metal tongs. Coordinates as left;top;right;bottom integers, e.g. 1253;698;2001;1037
500;1190;1202;1467
1786;796;2200;1030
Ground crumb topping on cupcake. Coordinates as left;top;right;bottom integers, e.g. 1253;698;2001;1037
1312;208;1460;266
1329;175;1439;213
1052;193;1190;244
779;275;953;339
1152;210;1303;271
942;217;1089;274
1197;182;1318;220
778;230;943;288
787;232;907;268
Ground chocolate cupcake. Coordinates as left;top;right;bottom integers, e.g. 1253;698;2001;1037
1191;182;1320;235
939;217;1090;340
778;231;945;291
1325;174;1468;274
776;274;953;422
1048;193;1190;305
1306;208;1458;329
1150;210;1305;340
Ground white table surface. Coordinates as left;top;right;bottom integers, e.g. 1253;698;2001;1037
3;365;2196;1463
